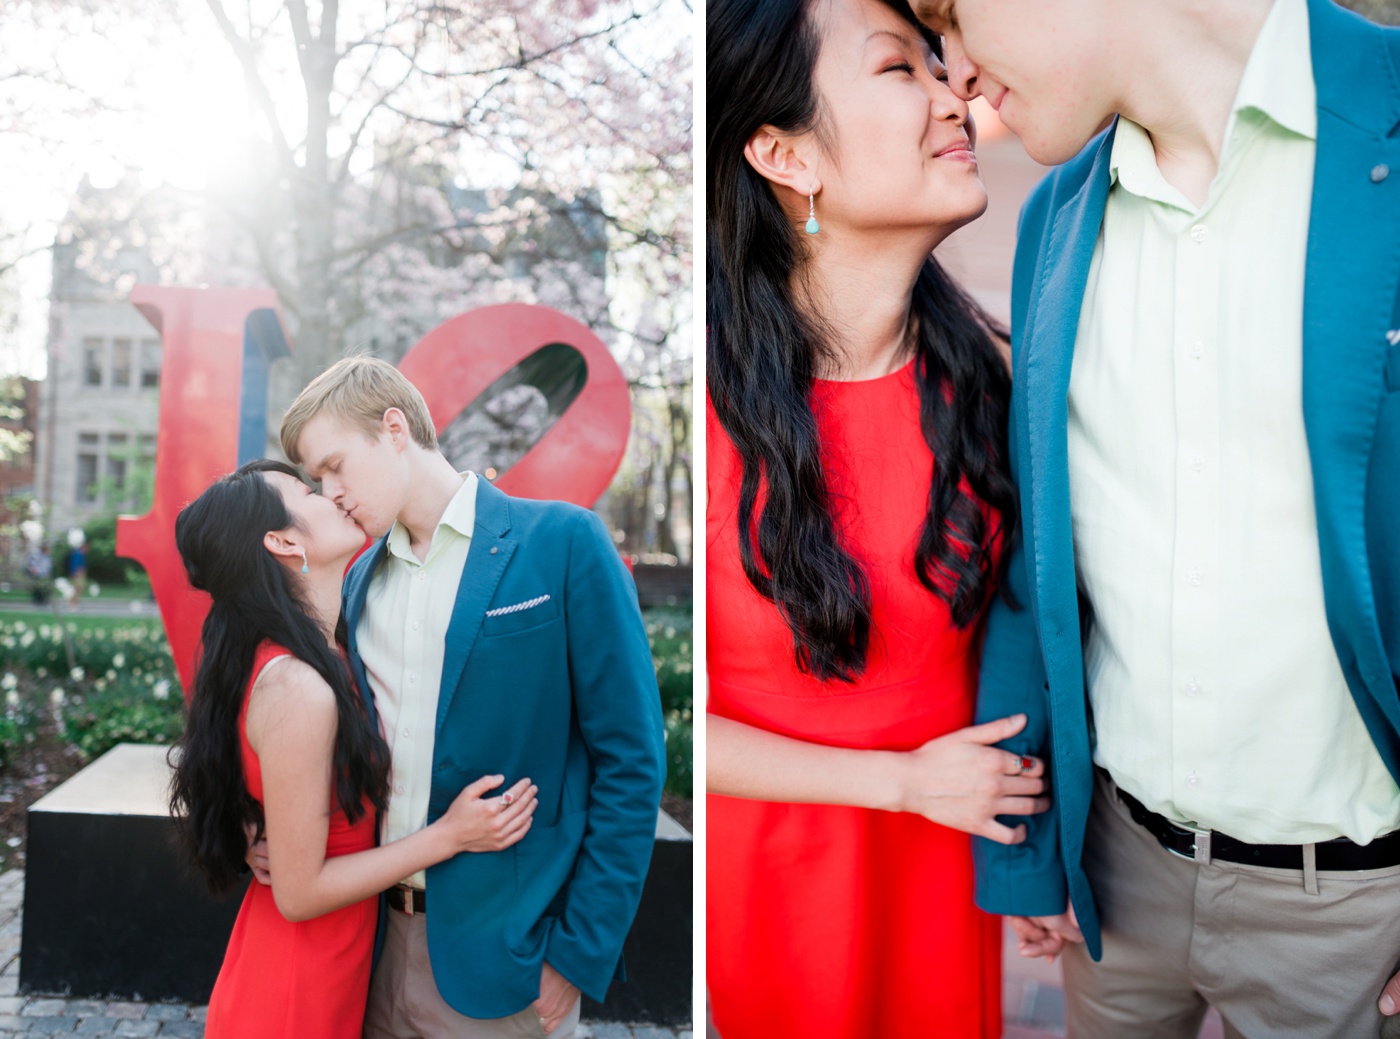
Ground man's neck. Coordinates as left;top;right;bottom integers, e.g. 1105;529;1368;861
1114;0;1276;207
397;452;467;562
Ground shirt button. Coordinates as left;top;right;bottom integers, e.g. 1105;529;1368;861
1186;678;1202;697
395;784;405;794
1191;455;1206;472
1190;224;1208;243
1189;340;1205;359
1186;772;1201;788
417;572;426;581
1186;567;1203;586
402;727;410;737
411;621;419;631
408;672;416;684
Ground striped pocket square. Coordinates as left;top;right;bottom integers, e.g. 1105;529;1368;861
485;594;552;618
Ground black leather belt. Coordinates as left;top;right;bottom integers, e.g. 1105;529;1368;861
1109;774;1400;871
386;884;426;915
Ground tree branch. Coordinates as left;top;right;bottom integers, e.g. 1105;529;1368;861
202;0;299;177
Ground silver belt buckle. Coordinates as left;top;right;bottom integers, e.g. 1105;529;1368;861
1187;825;1212;865
1163;822;1211;864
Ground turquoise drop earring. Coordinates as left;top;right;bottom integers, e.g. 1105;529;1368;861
300;550;309;575
805;193;819;235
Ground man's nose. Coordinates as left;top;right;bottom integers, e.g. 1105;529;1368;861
943;32;981;101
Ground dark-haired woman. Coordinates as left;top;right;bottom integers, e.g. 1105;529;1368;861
170;460;538;1039
706;0;1050;1036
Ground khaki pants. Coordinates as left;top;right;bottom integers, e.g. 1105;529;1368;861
1062;770;1400;1039
363;909;581;1039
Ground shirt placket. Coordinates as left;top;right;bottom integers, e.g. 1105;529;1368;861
403;551;432;834
1169;201;1224;820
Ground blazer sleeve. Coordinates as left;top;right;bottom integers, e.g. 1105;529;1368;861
972;532;1067;917
544;509;667;999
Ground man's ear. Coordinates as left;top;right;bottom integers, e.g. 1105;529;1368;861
743;126;822;198
380;407;411;450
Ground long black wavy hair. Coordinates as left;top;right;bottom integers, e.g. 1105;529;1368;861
169;459;390;894
707;0;1018;683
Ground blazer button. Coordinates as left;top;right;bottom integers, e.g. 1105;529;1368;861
1373;164;1390;183
490;546;498;555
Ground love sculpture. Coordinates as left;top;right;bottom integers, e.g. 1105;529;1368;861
114;286;632;697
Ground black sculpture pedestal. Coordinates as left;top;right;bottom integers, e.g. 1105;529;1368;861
20;743;246;1002
20;743;693;1023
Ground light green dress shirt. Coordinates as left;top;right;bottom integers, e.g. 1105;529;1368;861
358;471;477;887
1066;0;1400;844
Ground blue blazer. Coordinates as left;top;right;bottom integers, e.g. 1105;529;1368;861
974;0;1400;958
342;478;667;1017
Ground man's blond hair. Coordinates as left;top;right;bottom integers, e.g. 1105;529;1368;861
280;356;438;465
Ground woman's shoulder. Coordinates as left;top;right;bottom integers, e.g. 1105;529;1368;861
251;639;294;672
245;647;336;745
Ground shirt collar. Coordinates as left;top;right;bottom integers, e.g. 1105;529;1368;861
384;471;479;563
1233;0;1316;141
1109;0;1315;207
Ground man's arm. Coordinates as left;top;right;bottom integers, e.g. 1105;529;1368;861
543;509;667;1000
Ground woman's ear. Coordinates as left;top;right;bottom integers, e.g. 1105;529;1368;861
743;126;822;198
263;529;303;565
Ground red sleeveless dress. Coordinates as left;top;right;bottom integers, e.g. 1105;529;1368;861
204;641;378;1039
706;362;1002;1039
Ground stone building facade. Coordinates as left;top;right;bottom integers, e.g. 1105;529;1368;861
34;192;164;537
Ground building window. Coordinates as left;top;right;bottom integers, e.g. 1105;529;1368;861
111;339;133;389
82;339;104;388
106;433;129;497
76;433;100;504
140;339;161;388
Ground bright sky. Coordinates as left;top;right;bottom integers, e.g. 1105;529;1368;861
0;0;692;381
0;5;255;378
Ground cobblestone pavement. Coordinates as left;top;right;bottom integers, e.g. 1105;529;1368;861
0;871;690;1038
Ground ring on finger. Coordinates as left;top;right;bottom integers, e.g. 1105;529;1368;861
502;792;514;807
1015;755;1034;775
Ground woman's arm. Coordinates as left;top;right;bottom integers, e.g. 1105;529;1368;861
247;656;537;923
707;712;1048;844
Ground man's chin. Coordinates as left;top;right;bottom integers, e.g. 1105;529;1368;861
359;518;391;539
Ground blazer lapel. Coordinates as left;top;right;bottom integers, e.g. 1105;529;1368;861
344;535;389;724
435;479;518;737
1021;127;1116;670
1302;0;1400;725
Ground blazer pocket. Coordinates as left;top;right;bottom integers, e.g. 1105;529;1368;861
482;593;561;637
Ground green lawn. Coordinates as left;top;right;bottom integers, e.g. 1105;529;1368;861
0;584;152;603
0;610;162;633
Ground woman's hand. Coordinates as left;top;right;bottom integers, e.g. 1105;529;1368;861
1008;905;1083;962
435;774;539;854
888;713;1049;843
